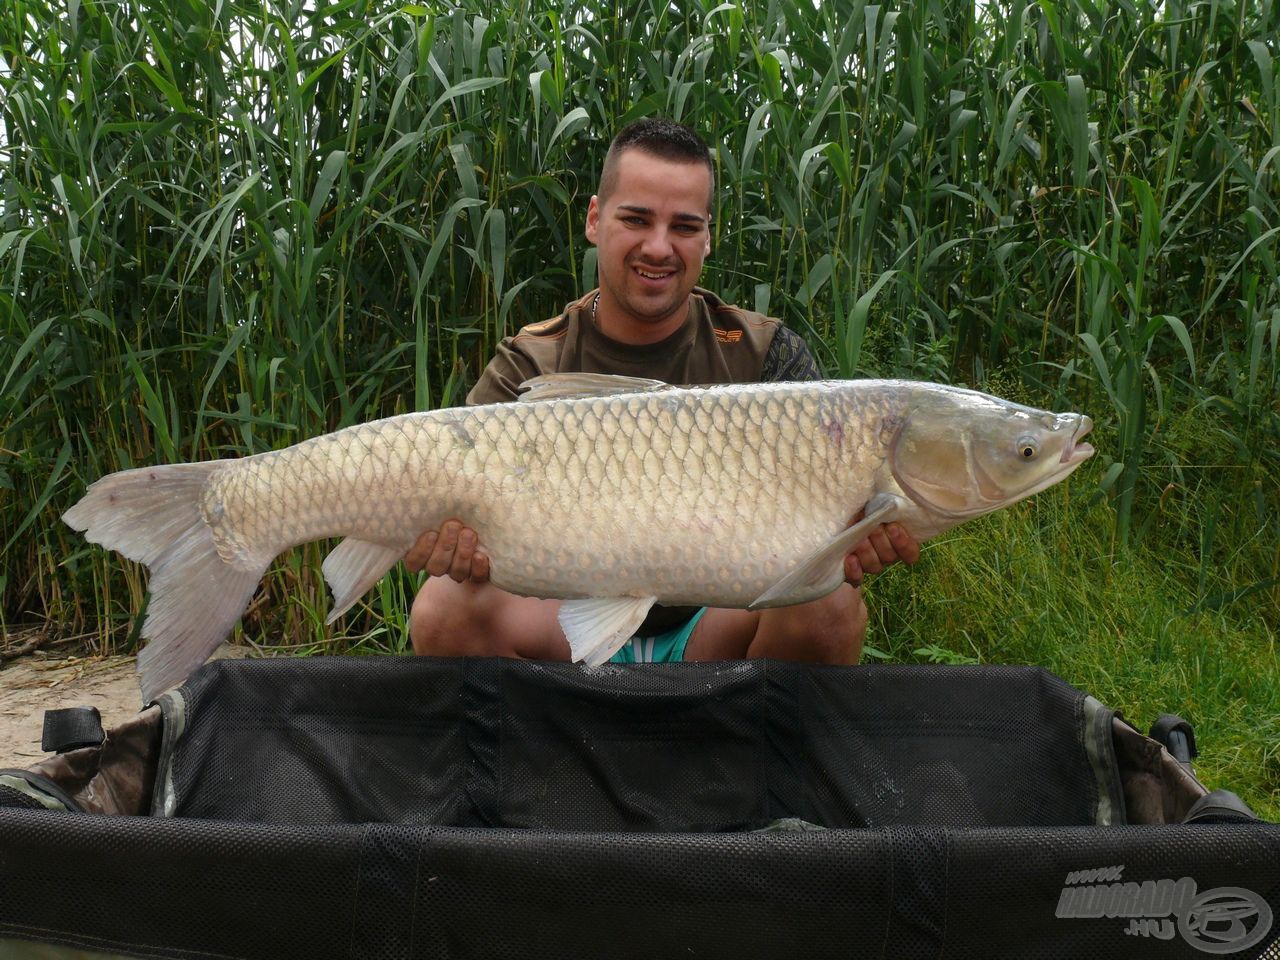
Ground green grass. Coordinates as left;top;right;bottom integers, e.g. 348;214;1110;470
864;405;1280;821
1;0;1277;815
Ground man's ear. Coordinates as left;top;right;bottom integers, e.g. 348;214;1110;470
703;226;711;257
585;195;600;243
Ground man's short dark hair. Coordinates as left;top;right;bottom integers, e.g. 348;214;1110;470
598;118;715;210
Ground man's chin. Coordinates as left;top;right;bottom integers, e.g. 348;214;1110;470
618;291;688;323
621;310;681;330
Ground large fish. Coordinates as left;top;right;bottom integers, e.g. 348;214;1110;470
64;374;1093;700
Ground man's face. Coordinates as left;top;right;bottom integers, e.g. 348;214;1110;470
585;149;712;334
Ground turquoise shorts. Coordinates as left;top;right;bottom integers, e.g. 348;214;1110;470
608;608;708;663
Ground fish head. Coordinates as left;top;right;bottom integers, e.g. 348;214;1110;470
889;385;1094;519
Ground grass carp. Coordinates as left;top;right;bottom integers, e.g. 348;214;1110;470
64;374;1094;700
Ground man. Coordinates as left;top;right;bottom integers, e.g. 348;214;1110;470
406;118;918;665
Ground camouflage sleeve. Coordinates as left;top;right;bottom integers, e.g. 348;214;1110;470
760;325;824;382
466;338;544;405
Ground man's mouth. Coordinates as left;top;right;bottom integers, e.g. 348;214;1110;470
632;265;676;282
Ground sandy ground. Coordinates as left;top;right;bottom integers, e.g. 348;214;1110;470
0;639;249;770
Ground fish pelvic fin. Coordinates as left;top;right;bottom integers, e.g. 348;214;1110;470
63;463;271;703
559;596;657;666
750;494;905;609
322;537;407;624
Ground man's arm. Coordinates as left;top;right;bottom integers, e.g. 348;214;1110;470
466;338;544;405
760;325;824;382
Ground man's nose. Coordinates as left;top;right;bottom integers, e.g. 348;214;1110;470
639;227;675;261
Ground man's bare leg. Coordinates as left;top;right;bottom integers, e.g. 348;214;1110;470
682;584;867;664
411;576;866;665
410;576;570;660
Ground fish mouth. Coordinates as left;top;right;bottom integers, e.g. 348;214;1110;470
1060;414;1095;465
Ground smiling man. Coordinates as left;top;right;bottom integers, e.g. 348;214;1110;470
406;118;918;665
585;130;713;345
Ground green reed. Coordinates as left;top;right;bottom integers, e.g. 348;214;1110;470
1;0;1276;657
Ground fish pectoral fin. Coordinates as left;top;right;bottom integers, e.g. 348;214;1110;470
322;537;408;624
559;596;658;666
749;494;906;609
517;373;671;402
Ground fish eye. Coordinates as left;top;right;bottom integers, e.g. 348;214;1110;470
1016;435;1040;460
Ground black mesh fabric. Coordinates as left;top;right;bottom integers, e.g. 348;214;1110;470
0;809;363;959
163;658;1101;829
943;826;1280;959
170;656;470;825
2;658;1279;959
1;812;1277;959
0;785;45;811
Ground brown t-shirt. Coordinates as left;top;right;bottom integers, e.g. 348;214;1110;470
467;287;822;405
466;288;823;635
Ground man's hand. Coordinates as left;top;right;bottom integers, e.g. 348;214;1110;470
405;520;490;583
843;517;920;588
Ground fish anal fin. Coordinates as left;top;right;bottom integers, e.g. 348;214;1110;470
518;373;670;402
559;596;657;666
322;537;407;624
750;494;905;609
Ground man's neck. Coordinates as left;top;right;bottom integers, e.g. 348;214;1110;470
593;293;692;345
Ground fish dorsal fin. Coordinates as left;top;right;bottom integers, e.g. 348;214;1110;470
518;373;670;402
749;494;905;609
559;596;658;666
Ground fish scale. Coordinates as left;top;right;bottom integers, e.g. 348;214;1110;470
199;383;870;607
63;375;1093;699
439;384;879;605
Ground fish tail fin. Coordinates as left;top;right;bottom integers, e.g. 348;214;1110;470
63;463;271;702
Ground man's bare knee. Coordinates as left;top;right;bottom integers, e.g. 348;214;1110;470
410;576;568;660
808;586;868;664
410;577;491;656
747;586;867;664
